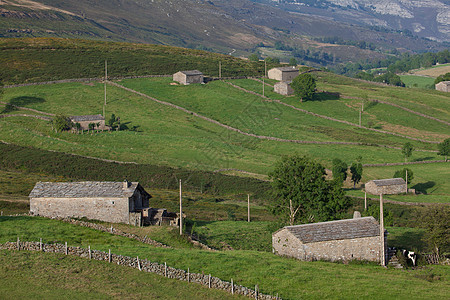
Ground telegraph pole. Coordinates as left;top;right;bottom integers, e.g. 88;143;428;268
380;193;385;266
219;61;222;78
247;194;250;222
179;179;183;235
103;60;107;117
405;169;408;193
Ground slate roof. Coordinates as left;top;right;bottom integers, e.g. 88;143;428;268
70;114;105;122
273;67;298;72
29;181;143;198
179;70;203;76
371;178;406;187
282;217;380;244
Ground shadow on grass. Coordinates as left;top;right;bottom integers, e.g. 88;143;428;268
9;96;45;107
414;157;435;162
388;228;426;252
312;91;340;101
412;181;435;194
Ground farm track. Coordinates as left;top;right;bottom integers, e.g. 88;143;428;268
237;80;444;144
110;81;437;150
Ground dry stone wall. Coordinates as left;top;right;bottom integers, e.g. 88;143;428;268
1;241;278;300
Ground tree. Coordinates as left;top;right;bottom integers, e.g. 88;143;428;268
289;57;297;66
420;205;450;257
269;155;350;225
434;72;450;85
291;73;316;102
52;115;71;132
332;158;348;182
350;162;363;188
401;142;414;162
393;168;414;185
437;138;450;161
248;53;259;62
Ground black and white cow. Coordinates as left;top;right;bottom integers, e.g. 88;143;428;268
402;249;417;266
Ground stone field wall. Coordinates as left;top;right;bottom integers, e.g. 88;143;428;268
0;241;278;299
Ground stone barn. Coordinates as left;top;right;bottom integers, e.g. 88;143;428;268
29;181;151;226
173;70;204;85
272;216;385;262
365;178;407;195
435;81;450;92
70;114;106;130
274;81;294;95
268;67;299;81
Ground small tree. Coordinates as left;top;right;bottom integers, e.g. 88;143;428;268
401;142;414;162
291;73;316;102
332;158;348;183
269;155;349;225
289;57;297;66
350;162;363;188
393;168;414;185
75;122;81;133
52;115;71;133
437;138;450;161
420;205;450;258
88;122;95;132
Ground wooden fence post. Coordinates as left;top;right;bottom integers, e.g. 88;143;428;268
39;238;42;251
65;242;68;255
187;268;190;282
231;278;234;295
164;262;167;277
108;249;111;263
89;246;91;259
137;256;141;271
17;237;19;250
255;285;258;299
208;274;211;288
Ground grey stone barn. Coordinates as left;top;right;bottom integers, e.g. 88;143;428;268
365;178;406;195
274;81;294;95
173;70;204;85
268;67;299;81
435;81;450;92
29;181;151;226
70;114;106;130
272;216;385;262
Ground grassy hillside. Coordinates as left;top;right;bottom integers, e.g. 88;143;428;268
1;216;449;300
0;38;267;84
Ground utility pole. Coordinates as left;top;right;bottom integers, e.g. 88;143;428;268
179;179;183;236
263;60;267;97
380;193;385;266
405;169;408;193
359;107;362;127
103;60;107;117
219;61;221;78
364;191;367;211
247;194;250;222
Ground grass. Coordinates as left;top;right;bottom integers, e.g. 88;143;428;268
1;216;449;299
413;63;450;77
399;75;435;89
0;250;246;299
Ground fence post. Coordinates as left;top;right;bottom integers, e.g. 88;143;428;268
137;256;141;271
231;278;234;295
40;238;42;251
108;249;111;263
255;285;258;299
89;246;91;259
187;268;190;282
65;242;68;255
208;274;211;288
164;262;167;277
17;237;19;250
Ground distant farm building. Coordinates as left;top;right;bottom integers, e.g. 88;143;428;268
30;181;151;226
365;178;407;195
268;67;299;81
435;81;450;92
173;70;204;85
272;216;385;262
70;114;105;130
274;81;294;95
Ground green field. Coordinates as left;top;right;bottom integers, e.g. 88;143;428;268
399;75;435;89
1;216;449;299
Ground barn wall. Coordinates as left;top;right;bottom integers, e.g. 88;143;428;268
435;82;450;92
365;182;406;195
281;71;298;81
30;197;129;224
273;229;382;262
173;72;187;85
274;82;294;95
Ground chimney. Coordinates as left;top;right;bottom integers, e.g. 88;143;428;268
353;211;361;219
123;180;130;189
